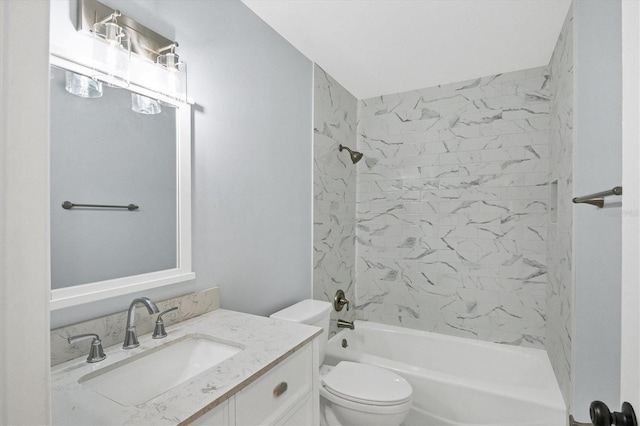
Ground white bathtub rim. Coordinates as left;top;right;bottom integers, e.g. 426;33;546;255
335;320;559;385
351;320;549;359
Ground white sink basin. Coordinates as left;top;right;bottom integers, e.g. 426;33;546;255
79;334;243;406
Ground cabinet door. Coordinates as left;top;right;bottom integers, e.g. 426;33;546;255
236;345;312;425
190;399;231;426
276;393;313;426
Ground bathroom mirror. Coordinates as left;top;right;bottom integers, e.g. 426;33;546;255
50;54;194;310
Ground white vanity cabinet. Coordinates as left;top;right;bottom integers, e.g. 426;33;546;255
190;341;318;426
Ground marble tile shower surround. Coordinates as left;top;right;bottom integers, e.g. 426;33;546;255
355;67;551;348
546;5;574;407
51;287;220;366
313;65;357;335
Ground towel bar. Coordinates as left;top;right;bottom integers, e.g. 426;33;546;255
572;186;622;208
61;201;139;211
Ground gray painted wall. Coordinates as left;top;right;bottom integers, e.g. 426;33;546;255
573;0;622;419
50;0;313;327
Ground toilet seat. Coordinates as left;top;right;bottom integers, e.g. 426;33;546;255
321;361;412;407
320;386;413;417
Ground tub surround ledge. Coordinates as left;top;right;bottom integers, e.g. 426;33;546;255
51;309;321;425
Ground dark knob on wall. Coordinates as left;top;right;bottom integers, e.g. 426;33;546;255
590;401;638;426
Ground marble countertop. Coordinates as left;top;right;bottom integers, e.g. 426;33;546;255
51;309;321;425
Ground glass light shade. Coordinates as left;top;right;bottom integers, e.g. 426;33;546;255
91;22;131;88
131;93;161;115
65;71;103;98
157;52;180;69
156;53;187;104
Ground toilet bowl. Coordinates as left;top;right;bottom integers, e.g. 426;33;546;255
320;362;412;426
270;300;412;426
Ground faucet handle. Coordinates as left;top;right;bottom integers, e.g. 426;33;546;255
68;333;106;363
334;289;350;312
152;307;178;339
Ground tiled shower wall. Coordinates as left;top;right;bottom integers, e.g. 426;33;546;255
546;6;574;407
313;65;357;335
355;68;551;348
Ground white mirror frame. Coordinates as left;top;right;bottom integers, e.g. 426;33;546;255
49;51;195;310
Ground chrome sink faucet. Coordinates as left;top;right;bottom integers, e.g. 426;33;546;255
123;297;159;349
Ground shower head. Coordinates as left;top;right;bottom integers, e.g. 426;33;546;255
339;144;363;164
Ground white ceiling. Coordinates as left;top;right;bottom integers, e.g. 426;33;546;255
241;0;572;99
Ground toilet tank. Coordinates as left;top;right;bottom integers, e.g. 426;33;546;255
270;299;331;363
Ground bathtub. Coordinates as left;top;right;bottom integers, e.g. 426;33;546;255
324;321;566;426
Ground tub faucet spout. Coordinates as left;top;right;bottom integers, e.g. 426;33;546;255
123;297;159;349
337;319;354;330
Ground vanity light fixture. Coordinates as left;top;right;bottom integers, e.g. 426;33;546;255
156;43;187;105
65;71;103;98
78;0;188;103
90;9;131;88
131;93;161;115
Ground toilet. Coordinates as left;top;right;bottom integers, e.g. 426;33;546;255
270;300;412;426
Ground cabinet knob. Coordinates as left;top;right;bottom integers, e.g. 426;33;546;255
590;401;638;426
273;381;288;398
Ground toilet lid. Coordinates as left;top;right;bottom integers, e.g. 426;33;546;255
321;361;412;406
